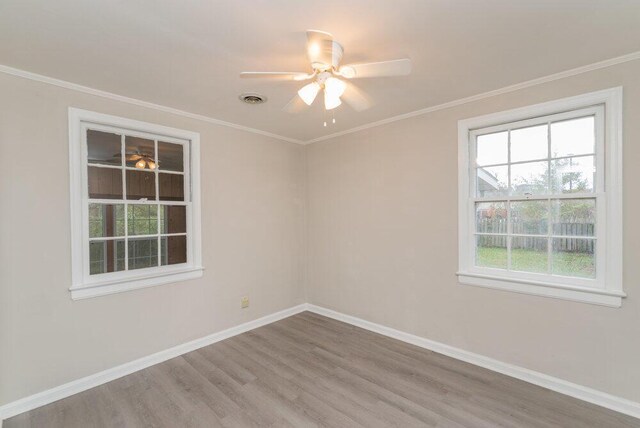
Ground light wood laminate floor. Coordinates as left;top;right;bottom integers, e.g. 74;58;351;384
6;312;640;427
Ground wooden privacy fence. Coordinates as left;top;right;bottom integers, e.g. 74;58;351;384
477;218;594;253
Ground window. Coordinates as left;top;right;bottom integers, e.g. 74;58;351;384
457;88;623;307
69;108;202;299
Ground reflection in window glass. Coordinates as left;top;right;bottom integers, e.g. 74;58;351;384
551;116;595;158
127;204;158;236
161;236;187;266
88;166;123;199
88;130;122;166
125;136;156;169
476;132;508;166
89;204;125;238
510;124;548;162
128;238;158;270
159;173;184;201
161;205;187;234
158;141;184;172
89;240;125;275
83;121;191;282
126;170;156;200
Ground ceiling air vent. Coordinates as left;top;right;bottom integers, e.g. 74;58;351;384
239;93;267;104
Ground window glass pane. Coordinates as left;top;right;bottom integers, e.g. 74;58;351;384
551;199;595;237
552;238;595;278
160;205;187;234
475;202;506;233
125;136;156;169
161;236;187;266
126;170;156;200
476;235;507;269
510;124;548;163
159;173;185;201
128;238;158;270
551;116;595;158
510;237;548;274
510;161;548;196
89;204;125;238
510;200;548;235
87;130;122;166
158;141;184;172
550;156;594;194
476;165;508;197
89;240;125;275
476;132;507;166
88;166;123;199
127;204;158;236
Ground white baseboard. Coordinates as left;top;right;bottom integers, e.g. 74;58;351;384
306;304;640;420
3;303;639;422
0;303;308;421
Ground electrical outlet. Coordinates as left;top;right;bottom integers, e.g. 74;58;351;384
241;296;249;309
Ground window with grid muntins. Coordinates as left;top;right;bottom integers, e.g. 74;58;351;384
69;109;202;299
86;126;190;275
471;107;601;279
457;89;623;307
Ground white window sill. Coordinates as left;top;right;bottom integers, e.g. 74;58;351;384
457;272;625;307
69;266;204;300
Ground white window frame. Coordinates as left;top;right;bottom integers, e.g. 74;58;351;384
69;108;203;300
457;88;624;307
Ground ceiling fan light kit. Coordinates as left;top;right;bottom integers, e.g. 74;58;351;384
240;30;412;117
324;92;341;110
298;82;320;105
114;151;157;170
138;159;156;170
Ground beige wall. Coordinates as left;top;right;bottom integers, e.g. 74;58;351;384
0;73;306;405
306;60;640;402
2;59;640;408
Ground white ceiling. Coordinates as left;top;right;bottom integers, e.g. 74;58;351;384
1;1;639;142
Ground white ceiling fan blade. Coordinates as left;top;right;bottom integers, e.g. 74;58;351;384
240;71;313;81
283;94;309;114
341;82;372;112
340;59;412;78
306;30;342;68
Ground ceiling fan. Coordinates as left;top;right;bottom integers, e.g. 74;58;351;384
240;30;411;113
113;151;157;170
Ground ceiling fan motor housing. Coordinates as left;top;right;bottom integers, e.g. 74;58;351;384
239;29;411;113
311;40;344;71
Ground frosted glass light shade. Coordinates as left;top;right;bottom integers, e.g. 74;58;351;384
298;82;320;105
324;77;346;99
324;91;342;110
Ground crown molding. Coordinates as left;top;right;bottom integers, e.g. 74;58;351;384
0;64;304;145
304;50;640;144
2;50;640;146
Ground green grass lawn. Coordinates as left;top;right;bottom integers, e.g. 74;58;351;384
477;246;594;278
